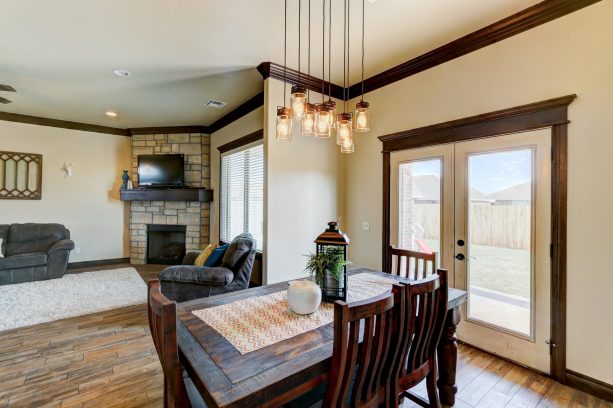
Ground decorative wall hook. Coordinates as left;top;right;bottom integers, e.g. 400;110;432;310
63;162;74;177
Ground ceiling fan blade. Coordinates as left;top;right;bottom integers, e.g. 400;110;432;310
0;96;12;104
0;84;16;92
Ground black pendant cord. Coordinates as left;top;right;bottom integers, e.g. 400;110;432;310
307;0;311;100
346;0;350;113
328;0;332;102
321;0;325;101
361;0;365;102
342;0;347;112
298;0;301;87
283;0;287;107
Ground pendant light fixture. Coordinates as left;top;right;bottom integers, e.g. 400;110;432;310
291;0;307;121
354;0;370;132
276;0;292;141
325;0;336;132
338;0;355;153
302;0;315;135
314;0;330;138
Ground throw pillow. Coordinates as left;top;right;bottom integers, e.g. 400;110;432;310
0;238;3;258
204;243;230;267
194;244;216;266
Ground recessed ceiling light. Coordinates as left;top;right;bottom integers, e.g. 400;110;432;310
113;69;131;77
105;111;118;117
205;99;227;109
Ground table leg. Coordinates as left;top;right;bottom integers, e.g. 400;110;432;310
437;306;462;406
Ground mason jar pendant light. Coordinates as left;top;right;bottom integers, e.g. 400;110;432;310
354;0;370;132
291;0;307;121
276;0;293;141
314;0;330;138
315;103;331;138
301;0;315;135
338;0;354;154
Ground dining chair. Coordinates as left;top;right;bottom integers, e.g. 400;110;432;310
148;279;206;408
323;284;405;408
390;269;449;408
387;246;437;280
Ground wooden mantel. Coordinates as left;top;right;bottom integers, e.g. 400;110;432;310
119;188;213;202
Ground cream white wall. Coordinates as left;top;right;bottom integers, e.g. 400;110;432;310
0;121;131;262
343;2;613;383
264;78;345;284
209;107;264;245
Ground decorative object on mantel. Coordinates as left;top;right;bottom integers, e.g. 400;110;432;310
287;280;321;315
126;179;133;190
311;221;350;301
121;170;129;189
275;0;371;153
62;162;74;178
0;150;42;200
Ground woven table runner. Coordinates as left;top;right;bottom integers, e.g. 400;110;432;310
192;273;398;354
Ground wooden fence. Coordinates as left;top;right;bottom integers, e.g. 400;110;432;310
412;203;531;250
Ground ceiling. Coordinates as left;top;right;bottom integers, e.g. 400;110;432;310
0;0;540;129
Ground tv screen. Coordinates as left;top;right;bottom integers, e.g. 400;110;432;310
138;154;184;188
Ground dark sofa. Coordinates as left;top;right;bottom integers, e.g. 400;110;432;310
159;233;256;302
0;223;75;285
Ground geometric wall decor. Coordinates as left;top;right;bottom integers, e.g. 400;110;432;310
0;151;42;200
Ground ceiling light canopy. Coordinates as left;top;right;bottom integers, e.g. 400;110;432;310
112;69;131;77
276;0;371;153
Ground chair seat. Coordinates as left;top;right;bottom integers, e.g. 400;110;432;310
0;252;47;269
160;265;234;287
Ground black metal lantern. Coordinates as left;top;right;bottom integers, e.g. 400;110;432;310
315;221;350;302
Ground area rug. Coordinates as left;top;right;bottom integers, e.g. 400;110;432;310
0;267;147;332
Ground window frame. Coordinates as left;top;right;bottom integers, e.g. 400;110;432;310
217;129;264;251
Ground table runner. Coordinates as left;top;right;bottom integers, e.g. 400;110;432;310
192;272;399;354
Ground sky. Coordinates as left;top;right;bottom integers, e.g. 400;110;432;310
408;148;532;194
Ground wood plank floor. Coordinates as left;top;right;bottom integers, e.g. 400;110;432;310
0;264;610;408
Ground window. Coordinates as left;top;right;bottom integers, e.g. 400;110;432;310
220;143;264;250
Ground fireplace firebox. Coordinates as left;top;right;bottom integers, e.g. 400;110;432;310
147;224;186;265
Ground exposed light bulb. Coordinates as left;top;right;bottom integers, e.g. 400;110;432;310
291;85;307;120
302;104;316;135
314;105;331;138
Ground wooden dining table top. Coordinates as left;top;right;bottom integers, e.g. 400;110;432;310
176;267;468;408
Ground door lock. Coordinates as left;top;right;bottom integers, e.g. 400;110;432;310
455;253;465;261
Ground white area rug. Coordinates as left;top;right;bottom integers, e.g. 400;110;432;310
0;267;147;332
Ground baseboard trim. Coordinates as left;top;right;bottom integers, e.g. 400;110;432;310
68;257;130;270
566;370;613;402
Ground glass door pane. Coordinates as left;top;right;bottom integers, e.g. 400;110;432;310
398;159;441;256
466;148;534;337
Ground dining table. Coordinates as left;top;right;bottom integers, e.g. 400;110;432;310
176;267;468;408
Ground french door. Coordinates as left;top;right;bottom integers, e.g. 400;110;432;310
390;129;552;373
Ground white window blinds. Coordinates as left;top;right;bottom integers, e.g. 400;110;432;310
220;143;264;250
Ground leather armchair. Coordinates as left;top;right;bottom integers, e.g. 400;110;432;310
159;233;257;302
0;223;75;285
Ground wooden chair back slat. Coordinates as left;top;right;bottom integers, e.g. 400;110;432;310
147;279;191;408
387;247;437;280
391;270;449;408
324;285;402;408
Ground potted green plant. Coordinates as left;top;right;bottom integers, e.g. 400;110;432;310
305;247;348;290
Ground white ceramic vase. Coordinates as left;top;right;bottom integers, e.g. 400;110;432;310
287;280;322;315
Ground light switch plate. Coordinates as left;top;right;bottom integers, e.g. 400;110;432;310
362;222;370;231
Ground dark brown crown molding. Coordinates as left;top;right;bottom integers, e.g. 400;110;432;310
207;91;264;134
217;129;263;154
379;94;577;152
0;111;130;136
347;0;601;99
257;62;345;101
128;125;208;136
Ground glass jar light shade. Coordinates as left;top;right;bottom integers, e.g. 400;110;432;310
354;101;370;132
276;106;293;141
301;103;316;135
324;100;337;130
314;104;331;138
336;113;352;146
290;85;307;121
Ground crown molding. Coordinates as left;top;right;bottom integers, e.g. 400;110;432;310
128;126;208;136
257;62;345;101
207;91;264;134
0;111;130;136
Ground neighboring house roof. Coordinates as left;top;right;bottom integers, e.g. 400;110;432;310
485;181;531;201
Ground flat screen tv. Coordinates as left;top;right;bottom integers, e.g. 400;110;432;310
138;154;184;188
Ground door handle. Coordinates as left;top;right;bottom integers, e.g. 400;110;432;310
455;253;465;261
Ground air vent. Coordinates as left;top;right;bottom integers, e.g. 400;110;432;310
205;99;227;109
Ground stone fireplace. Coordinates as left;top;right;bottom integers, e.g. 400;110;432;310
128;133;210;264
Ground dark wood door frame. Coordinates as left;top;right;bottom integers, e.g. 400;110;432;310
379;94;576;383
